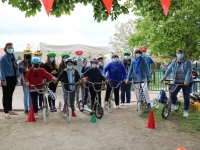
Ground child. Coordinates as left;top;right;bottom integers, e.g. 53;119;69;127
54;58;81;117
26;57;56;118
81;58;106;109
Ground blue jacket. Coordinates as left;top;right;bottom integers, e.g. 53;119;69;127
102;61;127;86
127;56;151;83
0;53;19;82
162;58;192;83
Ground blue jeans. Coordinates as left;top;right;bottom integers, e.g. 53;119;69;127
121;82;132;103
170;82;192;111
22;85;32;111
62;87;67;104
191;82;197;92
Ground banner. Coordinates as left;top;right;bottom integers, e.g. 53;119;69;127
41;0;54;16
160;0;172;16
102;0;113;15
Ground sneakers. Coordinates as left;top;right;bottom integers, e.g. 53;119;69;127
62;108;66;113
24;110;29;114
171;104;176;112
72;111;77;117
9;110;18;115
53;106;57;112
34;113;38;118
121;103;124;106
84;105;89;109
4;113;10;119
116;105;120;109
183;111;188;117
50;107;54;112
104;101;108;107
126;103;130;106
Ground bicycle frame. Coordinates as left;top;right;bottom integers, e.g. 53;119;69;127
107;79;123;100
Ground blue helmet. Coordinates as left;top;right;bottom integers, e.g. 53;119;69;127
65;58;74;64
31;57;41;64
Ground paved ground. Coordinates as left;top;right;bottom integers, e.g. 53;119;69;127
0;86;159;110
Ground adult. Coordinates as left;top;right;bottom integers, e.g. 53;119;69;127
41;52;58;112
0;42;19;119
74;50;84;106
160;49;192;117
103;54;127;108
121;51;132;106
127;49;152;107
58;53;70;103
19;49;32;114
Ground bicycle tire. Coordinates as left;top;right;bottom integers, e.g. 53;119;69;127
78;100;84;112
137;101;142;116
95;105;104;119
108;99;114;113
66;107;72;122
43;108;50;123
161;105;170;119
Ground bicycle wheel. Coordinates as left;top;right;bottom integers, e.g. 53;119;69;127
175;101;181;111
59;101;63;112
66;107;72;122
108;99;114;113
161;105;170;119
43;108;50;123
95;105;104;119
78;100;84;112
137;101;142;116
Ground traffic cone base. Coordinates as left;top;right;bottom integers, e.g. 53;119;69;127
90;114;97;123
146;110;156;129
26;104;36;122
176;147;186;150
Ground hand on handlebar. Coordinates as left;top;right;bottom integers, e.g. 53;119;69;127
184;82;189;86
54;78;58;84
25;82;30;88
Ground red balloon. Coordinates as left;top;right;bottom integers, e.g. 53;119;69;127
160;0;172;16
102;0;113;15
42;0;55;16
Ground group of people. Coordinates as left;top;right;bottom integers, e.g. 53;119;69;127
0;42;193;119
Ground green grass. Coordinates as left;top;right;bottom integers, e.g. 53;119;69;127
140;100;200;133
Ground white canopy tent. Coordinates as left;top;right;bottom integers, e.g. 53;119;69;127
39;25;113;62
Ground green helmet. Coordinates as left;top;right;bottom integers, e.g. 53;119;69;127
123;50;131;56
47;52;56;57
61;53;70;58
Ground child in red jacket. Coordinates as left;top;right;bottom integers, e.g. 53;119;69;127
26;57;56;118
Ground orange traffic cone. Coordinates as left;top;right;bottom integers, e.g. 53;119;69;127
26;105;36;122
176;147;186;150
146;110;156;129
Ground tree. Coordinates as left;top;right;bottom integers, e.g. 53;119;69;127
128;0;200;60
1;0;129;22
109;19;135;57
17;55;22;61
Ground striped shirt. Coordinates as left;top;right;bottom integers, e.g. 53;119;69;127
67;70;75;90
175;63;184;83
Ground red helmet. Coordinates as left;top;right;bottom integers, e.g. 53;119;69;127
96;56;103;60
75;50;83;55
140;46;148;52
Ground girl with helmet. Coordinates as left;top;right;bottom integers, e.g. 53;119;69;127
41;52;58;112
96;56;104;73
33;50;43;64
54;58;81;117
81;57;106;109
19;49;33;114
25;57;56;118
58;53;70;103
121;50;132;106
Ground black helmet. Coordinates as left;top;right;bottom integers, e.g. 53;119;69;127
90;57;98;63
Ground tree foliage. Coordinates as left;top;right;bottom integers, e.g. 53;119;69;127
1;0;129;22
109;19;135;57
128;0;200;60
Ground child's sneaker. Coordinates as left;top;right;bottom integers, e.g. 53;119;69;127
121;103;124;106
116;105;120;109
34;113;38;119
53;106;57;112
50;107;54;112
72;111;77;117
171;104;176;112
62;108;66;113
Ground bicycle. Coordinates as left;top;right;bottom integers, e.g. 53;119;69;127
59;82;79;122
133;81;158;116
30;81;55;123
161;80;182;119
105;79;123;113
78;81;105;119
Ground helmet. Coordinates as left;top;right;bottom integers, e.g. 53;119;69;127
75;50;83;55
96;56;103;60
123;50;131;56
31;57;41;64
65;58;74;64
61;53;70;58
23;49;32;55
47;52;56;57
33;50;42;55
140;46;148;52
90;57;98;63
190;93;200;100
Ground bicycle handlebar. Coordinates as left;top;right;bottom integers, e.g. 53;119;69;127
87;81;106;92
107;79;123;88
30;80;54;94
61;82;80;92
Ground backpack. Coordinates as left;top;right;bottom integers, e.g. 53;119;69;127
157;90;168;103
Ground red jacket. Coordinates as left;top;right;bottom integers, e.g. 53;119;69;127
26;68;54;91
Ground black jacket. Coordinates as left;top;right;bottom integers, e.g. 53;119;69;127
57;68;80;91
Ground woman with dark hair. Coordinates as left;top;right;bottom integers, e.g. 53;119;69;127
41;52;58;112
18;49;32;114
0;42;19;119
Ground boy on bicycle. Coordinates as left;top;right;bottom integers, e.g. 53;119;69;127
25;57;56;118
54;58;81;117
81;58;106;109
